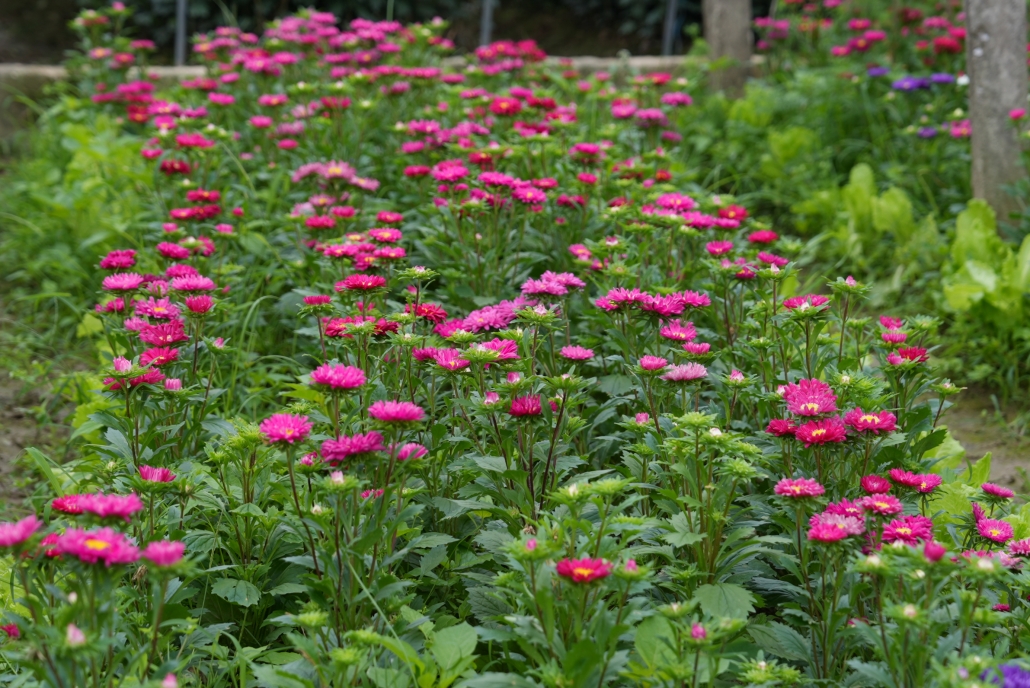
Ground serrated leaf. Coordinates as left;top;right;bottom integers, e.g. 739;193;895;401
693;583;754;619
634;614;677;668
268;583;308;596
431;622;478;670
749;622;813;663
211;578;262;607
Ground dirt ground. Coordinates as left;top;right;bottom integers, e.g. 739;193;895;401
943;389;1030;490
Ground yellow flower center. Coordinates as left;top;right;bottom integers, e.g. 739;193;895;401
85;539;110;551
810;429;826;437
860;415;878;423
990;529;1001;537
573;567;593;578
897;527;911;536
801;403;820;412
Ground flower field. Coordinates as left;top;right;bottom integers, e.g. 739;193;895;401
1;1;1030;687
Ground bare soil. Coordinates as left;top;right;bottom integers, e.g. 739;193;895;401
943;389;1030;490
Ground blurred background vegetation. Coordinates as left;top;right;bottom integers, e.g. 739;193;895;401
0;0;773;62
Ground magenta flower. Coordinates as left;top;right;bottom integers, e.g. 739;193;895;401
336;274;387;291
844;408;897;434
882;515;933;545
259;414;312;444
434;349;471;371
102;273;145;291
170;275;216;292
660;363;707;383
395;443;428;461
766;419;798;437
560;346;594;361
783;379;838;416
139;465;176;482
861;475;891;494
368;400;425;423
310;364;366;390
659;323;696;342
321;432;385;465
99;249;137;270
54;528;140;566
774;477;825;498
795;417;847;447
78;493;145;522
982;483;1015;500
0;516;42;548
807;522;849;542
978;519;1014;544
142;540;186;567
858;495;903;516
638;355;668;372
555;557;612;583
509;395;543;417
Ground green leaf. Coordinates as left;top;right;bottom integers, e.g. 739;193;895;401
252;665;314;688
634;614;677;668
662;512;705;547
410;532;457;550
24;447;68;496
431;622;478;670
692;583;755;619
76;313;104;338
872;187;915;239
211;578;262;607
749;622;813;663
268;583;308;596
458;674;541;688
1018;233;1030;291
367;667;410;688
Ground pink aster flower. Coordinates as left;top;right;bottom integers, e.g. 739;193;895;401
861;475;891;494
858;494;903;516
807;522;850;542
882;515;933;545
1007;538;1030;556
100;249;137;270
783;379;838;416
368;400;425;423
982;483;1015;500
139;465;176;482
774;477;825;498
321;432;385;465
766;419;798;437
639;355;668;371
140;347;178;367
102;273;145;291
560;346;594;361
395;443;428;461
978;519;1014;544
259;414;312;444
795;417;847;447
555;557;612;583
336;274;387;291
844;408;897;434
54;528;140;566
142;540;185;567
78;493;145;522
170;275;216;292
782;294;830;311
661;363;707;383
52;495;84;515
0;516;42;548
310;364;366;390
509;395;543;417
706;241;734;256
659;323;696;342
434;349;471;371
184;295;215;314
889;469;941;493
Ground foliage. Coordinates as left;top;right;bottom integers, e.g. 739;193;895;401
2;2;1030;688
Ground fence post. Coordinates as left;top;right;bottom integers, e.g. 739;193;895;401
966;0;1028;225
702;0;751;98
661;0;678;56
479;0;495;47
174;0;188;66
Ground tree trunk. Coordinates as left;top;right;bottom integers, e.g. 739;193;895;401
703;0;752;98
966;0;1028;225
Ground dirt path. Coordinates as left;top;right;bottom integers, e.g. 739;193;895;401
0;377;40;517
943;390;1030;490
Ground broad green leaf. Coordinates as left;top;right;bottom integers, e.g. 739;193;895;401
1018;233;1030;291
367;667;410;688
211;578;262;607
749;622;813;663
693;583;755;619
268;583;308;596
634;614;677;668
431;622;478;670
76;313;104;338
872;187;915;240
458;674;540;688
252;665;313;688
